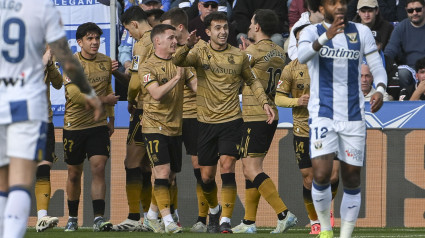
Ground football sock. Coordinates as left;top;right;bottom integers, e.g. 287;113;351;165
35;164;51;217
153;179;170;213
163;214;174;227
141;171;152;213
220;216;230;225
243;180;260;222
147;207;158;220
200;179;218;209
331;179;339;200
0;191;7;237
209;204;220;215
194;169;208;218
221;173;237;218
312;181;332;231
3;187;31;238
68;200;80;217
170;178;178;212
125;167;142;220
92;199;105;217
340;188;361;238
303;185;318;221
254;173;287;216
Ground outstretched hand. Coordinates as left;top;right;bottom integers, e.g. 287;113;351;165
187;30;201;48
327;16;345;39
239;36;251;50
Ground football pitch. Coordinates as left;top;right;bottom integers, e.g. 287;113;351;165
24;227;425;237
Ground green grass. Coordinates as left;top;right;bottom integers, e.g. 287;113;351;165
24;227;425;237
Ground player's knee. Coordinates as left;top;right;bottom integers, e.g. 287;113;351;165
313;170;331;185
68;172;82;184
201;174;215;184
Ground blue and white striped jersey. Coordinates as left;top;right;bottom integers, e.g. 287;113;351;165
298;21;378;121
0;0;65;124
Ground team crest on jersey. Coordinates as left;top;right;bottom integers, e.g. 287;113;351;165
346;33;358;44
161;78;168;84
203;64;210;70
314;140;322;150
99;62;106;71
132;55;140;71
228;55;235;64
143;73;152;83
207;55;212;60
298;71;304;77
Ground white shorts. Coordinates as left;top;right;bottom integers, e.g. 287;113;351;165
309;117;366;167
0;121;47;167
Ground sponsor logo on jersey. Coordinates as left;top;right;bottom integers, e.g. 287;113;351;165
346;33;358;44
143;73;151;83
319;46;360;60
0;76;25;87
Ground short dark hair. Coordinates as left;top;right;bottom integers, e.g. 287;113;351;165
146;8;164;21
415;57;425;72
121;6;148;25
204;11;228;29
76;22;103;40
306;0;321;12
150;24;176;42
293;24;310;38
160;8;189;29
406;0;425;7
253;9;278;37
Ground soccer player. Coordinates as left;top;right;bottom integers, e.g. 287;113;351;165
0;1;101;237
113;6;154;232
276;24;340;235
298;0;387;237
139;24;196;234
173;12;275;233
63;22;119;232
34;46;62;232
160;8;209;232
232;9;298;234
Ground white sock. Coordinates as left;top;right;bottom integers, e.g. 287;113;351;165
3;188;31;238
163;214;174;227
220;216;230;225
312;182;332;231
209;204;220;215
174;209;179;220
37;209;47;220
340;189;361;238
147;208;158;220
0;192;7;238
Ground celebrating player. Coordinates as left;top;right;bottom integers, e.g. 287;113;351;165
173;12;274;233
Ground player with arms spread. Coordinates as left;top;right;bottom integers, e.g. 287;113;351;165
297;0;387;237
233;9;298;234
0;1;101;237
173;11;274;233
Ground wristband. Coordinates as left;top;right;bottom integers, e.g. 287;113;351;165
376;86;385;95
318;33;329;46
